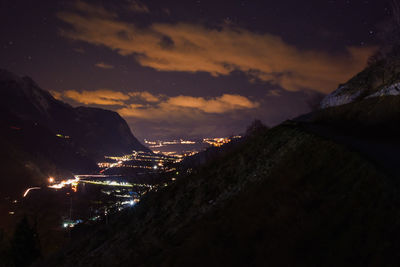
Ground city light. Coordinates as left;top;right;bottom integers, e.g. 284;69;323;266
48;176;80;189
20;147;199;232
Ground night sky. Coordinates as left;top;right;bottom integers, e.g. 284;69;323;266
0;0;391;140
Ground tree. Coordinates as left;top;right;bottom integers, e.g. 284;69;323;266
245;119;268;136
10;216;41;267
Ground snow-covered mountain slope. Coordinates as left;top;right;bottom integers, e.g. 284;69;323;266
320;65;400;109
320;85;362;108
367;82;400;98
321;81;400;109
320;49;400;109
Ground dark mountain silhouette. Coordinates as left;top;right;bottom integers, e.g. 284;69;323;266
0;69;149;197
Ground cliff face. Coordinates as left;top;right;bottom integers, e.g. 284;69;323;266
72;106;150;158
0;69;149;197
321;49;400;108
320;81;400;108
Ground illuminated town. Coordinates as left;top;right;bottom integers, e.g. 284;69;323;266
144;135;242;157
144;136;241;148
16;136;240;231
18;150;180;229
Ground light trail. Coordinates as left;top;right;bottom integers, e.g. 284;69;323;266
75;174;116;178
79;180;133;187
46;174;152;190
79;179;152;188
23;187;41;197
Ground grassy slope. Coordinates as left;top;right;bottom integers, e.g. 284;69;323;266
44;122;400;267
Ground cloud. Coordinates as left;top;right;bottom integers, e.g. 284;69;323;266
55;88;259;138
266;89;281;97
166;94;259;113
57;1;375;93
55;89;258;116
95;62;115;69
62;89;130;105
117;94;259;119
50;90;63;100
129;91;160;102
128;0;150;13
124;92;316;140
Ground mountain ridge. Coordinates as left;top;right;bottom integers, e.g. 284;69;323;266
0;69;149;197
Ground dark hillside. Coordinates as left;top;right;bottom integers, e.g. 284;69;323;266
42;120;400;266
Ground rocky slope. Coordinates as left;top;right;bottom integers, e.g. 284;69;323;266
321;49;400;108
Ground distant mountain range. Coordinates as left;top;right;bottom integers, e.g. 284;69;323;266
0;69;149;197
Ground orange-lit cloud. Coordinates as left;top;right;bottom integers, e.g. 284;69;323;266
95;62;114;69
55;88;259;117
50;90;63;100
54;89;258;116
166;94;259;113
117;93;259;119
62;89;130;105
129;91;160;102
57;1;375;93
